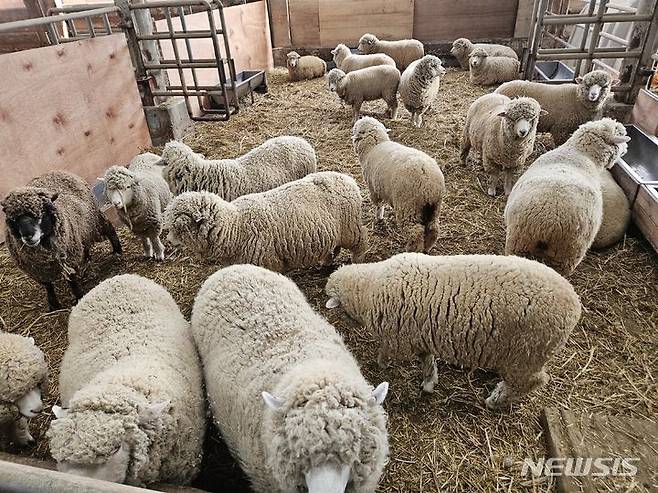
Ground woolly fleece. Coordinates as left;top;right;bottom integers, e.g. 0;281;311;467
468;48;520;86
399;55;446;128
357;33;424;71
592;169;630;249
331;44;396;73
450;38;518;70
286;51;326;80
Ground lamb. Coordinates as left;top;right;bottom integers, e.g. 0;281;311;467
592;169;631;249
325;253;581;410
357;33;424;71
450;37;518;70
495;69;614;145
468;48;520;86
102;153;172;261
327;66;400;121
398;55;446;127
0;332;47;448
191;264;389;493
1;171;122;311
164;171;369;271
352;117;445;253
47;274;205;486
331;43;396;73
460;94;544;196
286;51;326;80
159;137;317;199
505;118;630;275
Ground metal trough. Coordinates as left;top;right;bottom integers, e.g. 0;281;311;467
533;61;575;81
210;70;267;109
610;124;658;252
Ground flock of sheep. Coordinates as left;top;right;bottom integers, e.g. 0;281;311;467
0;31;635;493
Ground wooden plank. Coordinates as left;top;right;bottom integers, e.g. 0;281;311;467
270;0;292;48
413;0;519;43
541;408;658;492
0;34;151;242
633;185;658;254
631;89;658;137
514;0;534;38
318;0;413;48
288;0;319;47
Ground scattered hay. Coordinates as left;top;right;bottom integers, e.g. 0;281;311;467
1;68;656;492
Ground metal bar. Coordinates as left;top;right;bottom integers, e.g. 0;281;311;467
48;3;113;13
527;0;549;79
164;6;193;117
0;6;118;33
130;0;213;9
137;30;222;40
543;30;574;47
102;13;112;35
575;0;597;78
144;61;219;69
584;0;608;73
593;59;620;74
167;84;229;90
538;46;640;55
606;3;637;12
599;31;629;46
46;23;60;45
211;1;235;115
536;49;643;60
86;15;96;37
152;89;225;96
177;5;205;112
542;12;653;24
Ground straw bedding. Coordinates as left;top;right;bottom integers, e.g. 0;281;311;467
1;68;656;492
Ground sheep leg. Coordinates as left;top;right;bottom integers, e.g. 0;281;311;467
348;224;369;263
104;220;122;255
387;97;398;120
376;204;386;221
485;369;549;411
141;236;154;258
487;171;500;197
459;127;471;165
423;219;440;253
43;282;61;311
351;101;363;122
10;417;34;446
150;234;166;261
420;353;438;393
503;169;516;195
68;275;84;301
400;218;425;252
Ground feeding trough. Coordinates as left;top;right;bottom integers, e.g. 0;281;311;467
610;124;658;253
533;61;575;81
209;70;268;109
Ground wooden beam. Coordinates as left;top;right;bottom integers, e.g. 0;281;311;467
288;0;320;47
269;0;291;48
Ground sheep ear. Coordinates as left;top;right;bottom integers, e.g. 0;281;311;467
611;135;631;144
50;193;59;202
539;109;549;116
575;76;583;84
326;297;341;309
372;382;389;405
139;400;171;425
262;391;285;410
496;111;507;118
331;48;337;55
52;405;68;419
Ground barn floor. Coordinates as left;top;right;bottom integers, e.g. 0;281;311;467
1;68;657;492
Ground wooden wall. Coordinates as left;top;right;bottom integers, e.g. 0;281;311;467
0;34;151;241
272;0;523;50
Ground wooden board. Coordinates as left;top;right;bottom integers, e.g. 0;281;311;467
288;0;320;47
155;1;273;117
514;0;534;38
0;34;151;241
318;0;414;47
270;0;292;48
631;89;658;137
413;0;519;42
542;408;658;492
633;185;658;255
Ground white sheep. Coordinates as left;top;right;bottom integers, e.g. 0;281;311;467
357;33;424;71
592;169;631;249
450;37;518;70
352;117;445;252
102;153;172;260
325;252;581;411
159;137;317;199
327;66;400;121
460;94;544;196
468;48;520;86
164;171;369;271
286;51;326;80
496;69;615;145
398;55;446;127
505;118;630;275
191;264;389;493
331;43;396;73
47;274;205;486
0;332;47;448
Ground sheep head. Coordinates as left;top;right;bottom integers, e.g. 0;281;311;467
468;48;488;69
163;191;227;253
417;55;446;81
575;69;614;107
569;117;629;169
103;166;137;210
286;51;301;68
1;188;59;248
330;44;350;67
0;333;47;415
158;141;199;192
450;38;474;57
357;33;378;54
326;68;346;93
351;116;390;156
262;361;388;493
497;97;544;140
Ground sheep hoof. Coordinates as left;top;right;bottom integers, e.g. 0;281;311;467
421;380;435;393
325;297;340;309
15;431;34;446
487;186;497;197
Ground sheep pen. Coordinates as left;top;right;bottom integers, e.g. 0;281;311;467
1;68;657;493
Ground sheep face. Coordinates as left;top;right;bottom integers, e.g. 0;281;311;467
1;190;58;248
331;44;350;66
418;55;446;80
159;141;198;191
326;68;346;92
575;70;613;106
286;51;301;68
163;192;215;250
262;379;388;493
468;49;488;69
357;33;377;54
450;38;473;57
499;97;543;140
16;388;43;418
104;167;137;210
351;116;389;154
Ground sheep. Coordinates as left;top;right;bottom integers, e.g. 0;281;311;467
102;153;172;261
325;252;581;411
495;69;615;145
460;94;544;196
331;43;396;73
47;274;205;486
505;118;630;275
326;66;400;121
357;33;424;71
0;332;47;448
1;171;122;311
592;169;631;249
450;37;518;70
468;48;520;86
286;51;326;80
398;55;446;128
164;171;369;271
352;117;445;253
191;264;389;493
159;137;317;199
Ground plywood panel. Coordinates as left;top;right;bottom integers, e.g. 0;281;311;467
270;0;292;48
289;0;320;47
413;0;519;42
318;0;413;47
0;34;151;241
155;1;273;117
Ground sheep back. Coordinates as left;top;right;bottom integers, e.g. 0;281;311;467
337;65;400;105
399;57;442;114
341;53;396;73
364;38;424;71
287;55;326;80
469;56;519;86
592;169;630;249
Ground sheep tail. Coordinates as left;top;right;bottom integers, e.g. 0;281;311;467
421;202;438;226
